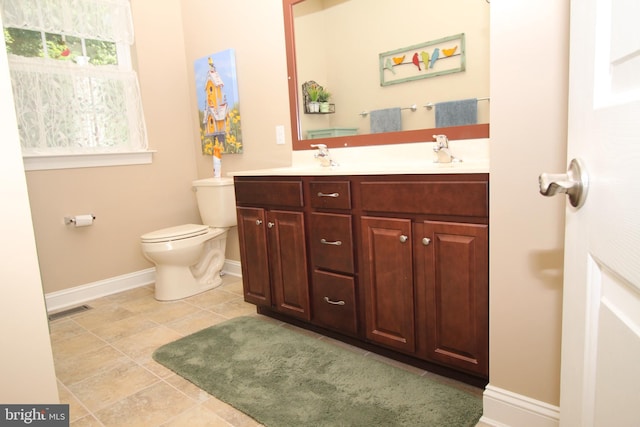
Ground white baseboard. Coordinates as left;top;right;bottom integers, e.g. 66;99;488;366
45;268;156;313
479;384;560;427
222;259;242;278
45;260;242;313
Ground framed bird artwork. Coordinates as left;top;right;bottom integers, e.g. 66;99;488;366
379;33;465;86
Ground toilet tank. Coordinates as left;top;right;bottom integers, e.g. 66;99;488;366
192;177;237;227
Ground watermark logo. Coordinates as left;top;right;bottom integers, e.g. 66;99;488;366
0;405;68;426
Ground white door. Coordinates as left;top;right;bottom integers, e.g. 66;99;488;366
552;0;640;425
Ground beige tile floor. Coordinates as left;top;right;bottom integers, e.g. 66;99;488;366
49;274;484;426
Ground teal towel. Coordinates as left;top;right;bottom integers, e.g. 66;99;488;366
370;107;402;133
435;98;478;127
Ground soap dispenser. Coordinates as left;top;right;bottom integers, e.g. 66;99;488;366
213;146;222;177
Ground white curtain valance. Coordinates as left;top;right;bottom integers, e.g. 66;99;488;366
9;56;148;154
0;0;133;44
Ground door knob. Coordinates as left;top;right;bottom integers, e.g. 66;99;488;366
539;158;588;208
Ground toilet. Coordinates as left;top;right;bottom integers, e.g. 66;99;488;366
141;177;236;301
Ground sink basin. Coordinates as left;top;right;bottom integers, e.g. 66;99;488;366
228;138;490;177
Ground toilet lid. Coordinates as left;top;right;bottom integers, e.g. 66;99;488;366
141;224;210;243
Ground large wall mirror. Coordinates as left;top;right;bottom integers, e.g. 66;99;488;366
284;0;490;151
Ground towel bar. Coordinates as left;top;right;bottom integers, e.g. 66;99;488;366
359;104;417;117
424;97;490;111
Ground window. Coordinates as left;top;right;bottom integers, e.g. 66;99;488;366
0;0;151;170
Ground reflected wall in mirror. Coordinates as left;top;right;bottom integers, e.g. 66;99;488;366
283;0;490;150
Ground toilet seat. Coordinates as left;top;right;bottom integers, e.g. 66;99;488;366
141;224;210;243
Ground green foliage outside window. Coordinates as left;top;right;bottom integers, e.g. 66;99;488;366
4;27;118;65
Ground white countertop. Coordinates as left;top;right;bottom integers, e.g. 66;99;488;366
230;139;490;176
230;160;489;176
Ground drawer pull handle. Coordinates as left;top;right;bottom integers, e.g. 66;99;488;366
267;222;275;228
320;238;342;246
399;234;408;243
317;192;339;198
422;237;431;246
324;296;346;306
255;220;263;226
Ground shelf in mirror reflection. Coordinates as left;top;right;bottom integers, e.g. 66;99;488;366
307;127;358;139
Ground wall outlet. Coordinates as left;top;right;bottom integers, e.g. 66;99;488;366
275;125;286;145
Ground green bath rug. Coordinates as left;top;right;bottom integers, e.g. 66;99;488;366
153;316;483;427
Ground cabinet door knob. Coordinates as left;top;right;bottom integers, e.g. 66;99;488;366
399;234;408;243
320;238;342;246
324;296;346;306
255;219;263;226
422;237;431;246
267;222;275;228
317;192;339;198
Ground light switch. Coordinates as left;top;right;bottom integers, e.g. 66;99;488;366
276;125;285;145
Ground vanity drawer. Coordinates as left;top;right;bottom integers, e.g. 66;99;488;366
309;212;354;273
360;179;488;217
311;270;357;335
310;181;351;210
234;179;303;208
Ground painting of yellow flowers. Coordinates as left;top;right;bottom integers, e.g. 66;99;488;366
194;49;243;155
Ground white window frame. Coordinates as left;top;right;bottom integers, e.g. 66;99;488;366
22;150;154;171
1;1;153;171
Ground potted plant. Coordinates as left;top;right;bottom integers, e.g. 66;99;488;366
307;85;321;113
318;88;331;113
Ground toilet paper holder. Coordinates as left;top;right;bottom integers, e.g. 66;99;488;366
64;214;96;225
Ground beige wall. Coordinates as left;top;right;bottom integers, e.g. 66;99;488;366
489;1;568;406
180;0;294;177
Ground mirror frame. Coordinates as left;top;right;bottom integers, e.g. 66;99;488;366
283;0;489;151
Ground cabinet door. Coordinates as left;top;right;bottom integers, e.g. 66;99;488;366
236;207;271;306
268;210;311;321
415;221;488;377
361;216;415;353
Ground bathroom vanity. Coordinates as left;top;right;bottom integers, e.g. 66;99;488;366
233;166;489;385
235;0;490;386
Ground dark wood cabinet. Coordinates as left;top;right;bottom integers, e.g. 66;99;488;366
307;180;358;336
236;207;271;306
309;212;354;274
358;175;489;378
267;210;310;320
235;179;310;321
235;173;489;382
361;216;415;353
311;269;357;335
415;221;489;377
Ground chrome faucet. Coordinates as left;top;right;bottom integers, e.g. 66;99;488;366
310;143;338;167
432;134;461;163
